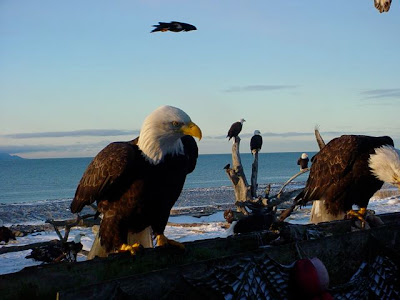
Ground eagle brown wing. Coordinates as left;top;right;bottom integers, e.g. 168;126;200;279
297;135;394;215
297;135;360;204
70;140;140;213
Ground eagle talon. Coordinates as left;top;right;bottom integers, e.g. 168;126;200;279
155;234;185;250
346;208;368;228
118;243;142;255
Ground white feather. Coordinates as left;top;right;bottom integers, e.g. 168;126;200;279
137;105;190;165
226;221;237;236
369;145;400;185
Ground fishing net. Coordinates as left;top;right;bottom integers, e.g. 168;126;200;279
184;241;399;299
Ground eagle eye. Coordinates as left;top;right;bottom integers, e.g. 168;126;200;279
172;121;182;127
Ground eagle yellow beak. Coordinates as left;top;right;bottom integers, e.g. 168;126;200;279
181;121;202;141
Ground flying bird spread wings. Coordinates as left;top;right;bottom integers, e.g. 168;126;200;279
151;21;197;33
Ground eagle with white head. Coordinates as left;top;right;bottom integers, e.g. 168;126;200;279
71;105;202;256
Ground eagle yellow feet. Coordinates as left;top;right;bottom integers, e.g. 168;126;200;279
346;208;367;228
118;243;142;255
156;234;185;250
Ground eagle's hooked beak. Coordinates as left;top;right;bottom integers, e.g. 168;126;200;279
181;121;202;141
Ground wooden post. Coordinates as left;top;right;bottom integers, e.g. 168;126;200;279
251;151;259;198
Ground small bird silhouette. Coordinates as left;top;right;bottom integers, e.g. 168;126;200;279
151;21;197;33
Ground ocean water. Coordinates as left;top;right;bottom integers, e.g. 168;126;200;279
2;153;400;275
0;152;312;225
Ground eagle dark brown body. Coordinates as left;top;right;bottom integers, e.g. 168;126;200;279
71;136;198;252
295;135;394;216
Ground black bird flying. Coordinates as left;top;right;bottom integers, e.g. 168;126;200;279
151;21;197;33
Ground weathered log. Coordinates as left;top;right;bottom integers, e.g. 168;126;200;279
236;189;303;213
1;212;399;300
225;136;304;216
46;214;98;242
276;169;309;197
0;240;58;255
314;125;326;150
224;136;252;214
251;151;259;198
280;127;325;222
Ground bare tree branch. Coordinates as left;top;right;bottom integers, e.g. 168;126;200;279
314;125;326;150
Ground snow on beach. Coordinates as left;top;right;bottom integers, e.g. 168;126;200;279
1;191;400;276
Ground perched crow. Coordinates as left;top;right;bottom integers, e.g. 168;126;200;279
151;21;197;33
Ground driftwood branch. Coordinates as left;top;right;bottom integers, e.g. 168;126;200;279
224;136;252;215
280;127;324;222
0;240;59;255
45;214;98;242
251;151;259;198
277;169;309;197
235;188;303;212
225;135;306;218
314;125;326;150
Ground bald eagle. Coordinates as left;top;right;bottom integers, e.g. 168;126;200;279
70;106;202;254
151;21;197;33
227;119;245;141
295;135;400;223
250;130;263;154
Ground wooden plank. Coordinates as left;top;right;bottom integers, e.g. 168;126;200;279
0;212;399;300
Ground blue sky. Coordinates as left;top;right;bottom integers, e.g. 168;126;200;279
1;1;400;158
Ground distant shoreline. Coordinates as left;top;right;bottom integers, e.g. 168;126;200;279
0;153;23;160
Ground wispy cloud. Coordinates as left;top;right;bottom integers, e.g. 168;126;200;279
3;129;138;139
360;88;400;100
0;141;110;156
208;131;345;140
224;85;297;93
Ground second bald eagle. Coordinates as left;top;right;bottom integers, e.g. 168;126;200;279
250;130;263;154
227;119;245;141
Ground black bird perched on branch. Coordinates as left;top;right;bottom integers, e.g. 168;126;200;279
294;135;400;224
227;119;245;141
151;21;197;33
250;130;263;154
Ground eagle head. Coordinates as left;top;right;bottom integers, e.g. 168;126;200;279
369;145;400;188
138;105;202;164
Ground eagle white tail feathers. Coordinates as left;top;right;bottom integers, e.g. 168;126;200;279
369;145;400;185
127;226;154;248
310;200;346;224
